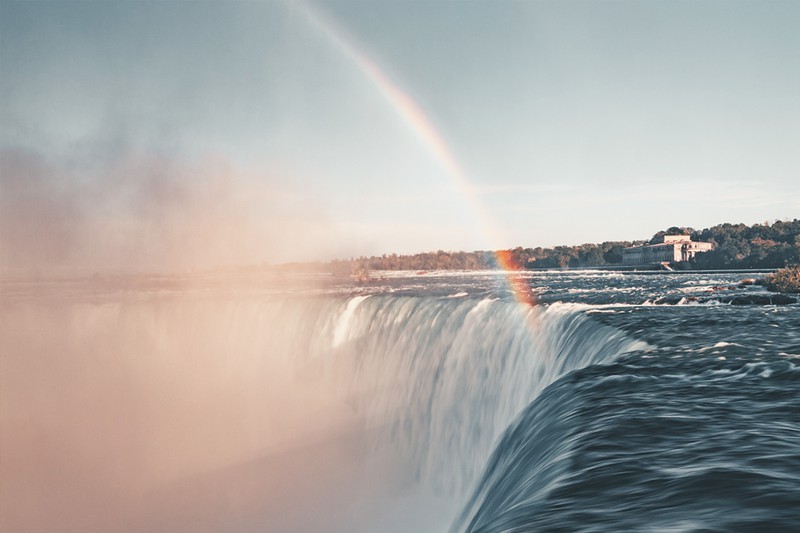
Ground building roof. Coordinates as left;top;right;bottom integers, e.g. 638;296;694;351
623;240;711;251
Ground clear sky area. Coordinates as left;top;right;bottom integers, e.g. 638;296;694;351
1;0;798;272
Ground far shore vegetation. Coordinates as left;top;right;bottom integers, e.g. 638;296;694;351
314;219;800;274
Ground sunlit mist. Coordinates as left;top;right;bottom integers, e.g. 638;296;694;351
2;0;799;532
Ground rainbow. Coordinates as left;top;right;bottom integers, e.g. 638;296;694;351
297;2;536;307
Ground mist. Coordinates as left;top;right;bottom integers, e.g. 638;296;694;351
0;147;340;276
0;281;458;532
1;146;428;529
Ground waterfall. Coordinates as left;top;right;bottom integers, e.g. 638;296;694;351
1;289;644;532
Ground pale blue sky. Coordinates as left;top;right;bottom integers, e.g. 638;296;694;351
1;0;798;268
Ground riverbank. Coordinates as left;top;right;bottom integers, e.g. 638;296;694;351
526;266;779;275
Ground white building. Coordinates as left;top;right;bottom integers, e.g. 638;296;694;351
622;235;713;266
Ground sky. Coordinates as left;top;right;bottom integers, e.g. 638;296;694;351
1;0;799;272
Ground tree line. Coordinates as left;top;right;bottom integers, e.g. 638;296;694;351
690;219;800;269
327;241;639;273
320;219;800;273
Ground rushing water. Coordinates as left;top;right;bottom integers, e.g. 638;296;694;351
1;270;798;532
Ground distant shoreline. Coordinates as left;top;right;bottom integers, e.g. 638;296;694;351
0;267;780;285
524;267;779;274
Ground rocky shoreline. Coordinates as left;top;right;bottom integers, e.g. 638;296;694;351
652;294;798;306
651;270;799;305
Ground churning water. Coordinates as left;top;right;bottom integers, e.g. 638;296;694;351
1;271;798;531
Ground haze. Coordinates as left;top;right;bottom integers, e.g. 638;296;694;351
2;0;799;275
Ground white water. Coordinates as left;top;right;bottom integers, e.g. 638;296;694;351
1;288;643;532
